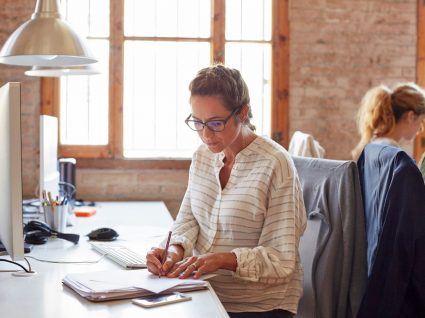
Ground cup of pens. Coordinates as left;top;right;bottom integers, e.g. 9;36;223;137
44;204;68;232
42;191;69;232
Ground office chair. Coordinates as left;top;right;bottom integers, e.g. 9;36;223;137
292;156;367;318
357;144;425;317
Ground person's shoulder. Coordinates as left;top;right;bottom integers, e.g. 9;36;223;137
191;143;216;163
253;135;291;160
252;136;295;176
371;137;400;148
193;143;209;156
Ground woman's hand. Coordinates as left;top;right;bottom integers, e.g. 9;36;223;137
167;252;237;279
146;244;184;276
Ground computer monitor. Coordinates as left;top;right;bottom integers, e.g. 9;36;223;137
0;82;25;261
39;115;60;203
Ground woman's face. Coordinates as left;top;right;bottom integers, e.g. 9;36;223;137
189;95;241;153
403;112;425;140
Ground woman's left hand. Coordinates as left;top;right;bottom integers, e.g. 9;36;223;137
166;252;237;279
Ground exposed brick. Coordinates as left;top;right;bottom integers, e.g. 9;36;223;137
74;168;188;208
0;0;419;210
0;0;40;198
289;0;417;159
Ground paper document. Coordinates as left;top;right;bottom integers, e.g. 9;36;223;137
63;269;215;302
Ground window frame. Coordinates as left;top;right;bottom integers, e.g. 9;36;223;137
41;0;289;169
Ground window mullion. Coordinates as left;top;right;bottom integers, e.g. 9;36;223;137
110;0;125;158
211;0;225;63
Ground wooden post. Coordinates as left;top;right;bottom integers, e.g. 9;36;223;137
271;0;290;147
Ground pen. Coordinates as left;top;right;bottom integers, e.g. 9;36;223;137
47;191;56;206
159;231;172;278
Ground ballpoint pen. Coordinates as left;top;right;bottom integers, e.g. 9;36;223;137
159;231;172;278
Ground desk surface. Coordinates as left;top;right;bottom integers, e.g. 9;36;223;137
0;201;229;318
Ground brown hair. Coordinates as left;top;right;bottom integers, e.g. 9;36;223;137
352;82;425;159
189;64;256;131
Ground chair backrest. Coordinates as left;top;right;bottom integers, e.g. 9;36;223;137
293;156;367;318
357;144;425;317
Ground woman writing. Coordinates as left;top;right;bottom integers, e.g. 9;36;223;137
146;64;306;318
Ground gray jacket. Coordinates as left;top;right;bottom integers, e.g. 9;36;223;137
293;156;367;318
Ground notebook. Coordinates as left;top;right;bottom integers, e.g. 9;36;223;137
62;269;214;302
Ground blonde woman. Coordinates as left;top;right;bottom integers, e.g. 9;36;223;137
352;82;425;160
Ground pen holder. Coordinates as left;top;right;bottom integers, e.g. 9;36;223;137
44;204;69;232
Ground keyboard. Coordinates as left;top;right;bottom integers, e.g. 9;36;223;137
89;242;147;269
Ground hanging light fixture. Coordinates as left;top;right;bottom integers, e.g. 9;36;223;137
0;0;97;67
24;64;101;77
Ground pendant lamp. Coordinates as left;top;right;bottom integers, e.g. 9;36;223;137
25;64;101;77
0;0;97;67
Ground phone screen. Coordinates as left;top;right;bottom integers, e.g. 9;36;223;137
132;292;192;308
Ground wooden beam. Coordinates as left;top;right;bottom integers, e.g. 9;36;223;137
40;77;59;117
110;0;124;159
76;158;191;170
60;145;112;159
211;0;225;63
271;0;290;147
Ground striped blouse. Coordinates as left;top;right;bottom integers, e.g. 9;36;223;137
169;135;307;314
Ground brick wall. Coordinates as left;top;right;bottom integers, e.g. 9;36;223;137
76;169;188;219
289;0;417;159
0;0;40;199
0;0;419;216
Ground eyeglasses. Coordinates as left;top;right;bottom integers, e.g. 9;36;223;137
185;107;240;132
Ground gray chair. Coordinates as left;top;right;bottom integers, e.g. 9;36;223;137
293;156;367;318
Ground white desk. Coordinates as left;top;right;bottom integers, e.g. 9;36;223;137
0;201;229;318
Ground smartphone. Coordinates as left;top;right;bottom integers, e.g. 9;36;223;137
132;292;192;308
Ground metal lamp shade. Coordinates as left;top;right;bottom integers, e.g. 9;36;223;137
0;0;97;67
25;64;101;77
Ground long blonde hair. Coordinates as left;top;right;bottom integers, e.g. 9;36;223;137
352;82;425;159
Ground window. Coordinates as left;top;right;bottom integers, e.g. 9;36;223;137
43;0;289;164
122;0;211;158
225;0;272;138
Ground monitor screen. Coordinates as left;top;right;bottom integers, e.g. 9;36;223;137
39;115;60;203
0;82;25;261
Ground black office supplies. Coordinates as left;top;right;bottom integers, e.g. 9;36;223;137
23;220;80;245
87;228;119;241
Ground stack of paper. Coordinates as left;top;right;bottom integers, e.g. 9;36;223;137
63;269;211;302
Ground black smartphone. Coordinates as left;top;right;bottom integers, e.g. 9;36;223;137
132;292;192;308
